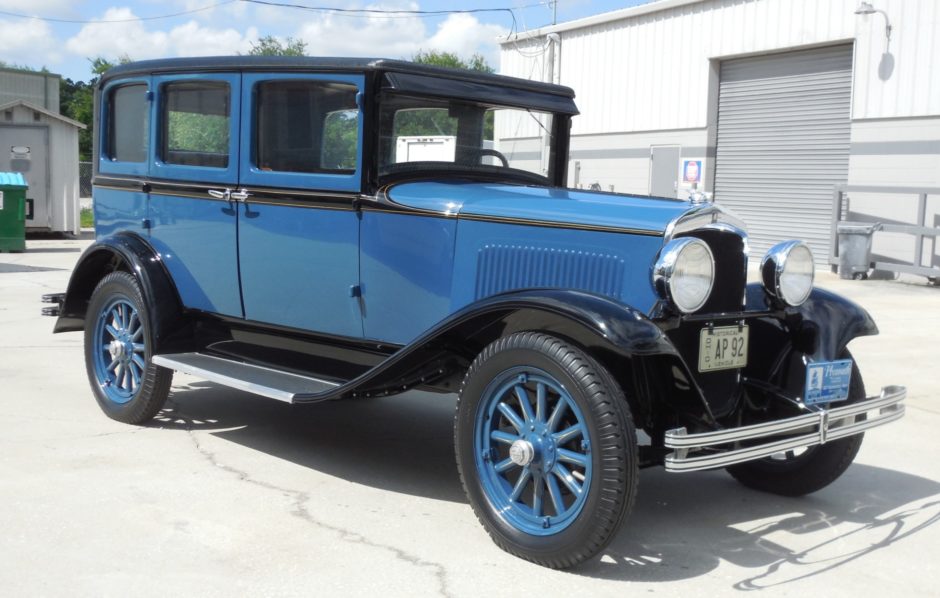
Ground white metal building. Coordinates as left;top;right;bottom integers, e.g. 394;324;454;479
0;67;84;235
499;0;940;258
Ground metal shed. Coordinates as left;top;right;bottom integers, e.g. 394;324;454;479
0;99;85;234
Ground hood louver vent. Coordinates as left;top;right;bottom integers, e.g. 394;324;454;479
475;244;625;300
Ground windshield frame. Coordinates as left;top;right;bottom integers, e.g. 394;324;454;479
372;89;571;190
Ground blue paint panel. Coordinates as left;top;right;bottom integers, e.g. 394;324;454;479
360;212;456;344
148;195;242;316
388;181;691;234
150;73;242;185
93;187;147;240
98;77;153;178
239;204;362;337
239;73;364;193
451;220;662;314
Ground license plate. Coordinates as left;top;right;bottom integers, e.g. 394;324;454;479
805;359;853;405
698;325;748;372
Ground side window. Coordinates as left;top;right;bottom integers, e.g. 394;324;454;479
108;84;149;163
256;81;359;174
163;81;230;168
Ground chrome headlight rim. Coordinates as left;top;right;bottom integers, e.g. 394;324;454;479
653;237;715;314
761;240;815;307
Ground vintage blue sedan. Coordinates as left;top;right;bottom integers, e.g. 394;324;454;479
43;57;905;568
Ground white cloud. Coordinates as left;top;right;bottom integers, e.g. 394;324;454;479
294;6;507;65
65;8;257;60
0;18;61;66
426;14;507;64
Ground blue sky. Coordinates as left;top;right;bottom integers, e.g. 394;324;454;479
0;0;649;82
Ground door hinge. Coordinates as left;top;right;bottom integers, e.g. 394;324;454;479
349;284;362;298
141;218;152;230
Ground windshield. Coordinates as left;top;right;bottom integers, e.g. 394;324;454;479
378;94;556;183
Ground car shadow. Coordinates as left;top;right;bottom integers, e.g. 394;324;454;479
156;382;940;585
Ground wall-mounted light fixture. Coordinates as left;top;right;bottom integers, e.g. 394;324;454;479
855;1;892;44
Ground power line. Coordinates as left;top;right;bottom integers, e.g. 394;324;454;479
0;1;237;23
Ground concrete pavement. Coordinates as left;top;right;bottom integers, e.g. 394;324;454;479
1;236;938;596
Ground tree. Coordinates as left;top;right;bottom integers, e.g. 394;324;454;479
412;50;494;73
248;35;307;56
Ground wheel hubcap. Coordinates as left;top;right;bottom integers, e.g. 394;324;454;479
509;440;535;466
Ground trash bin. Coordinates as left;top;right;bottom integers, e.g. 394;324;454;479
837;222;881;280
0;172;28;253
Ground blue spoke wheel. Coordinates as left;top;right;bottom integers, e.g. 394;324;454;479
456;332;637;568
84;272;172;424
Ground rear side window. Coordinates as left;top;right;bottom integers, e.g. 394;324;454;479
108;84;149;163
256;81;359;174
163;81;230;168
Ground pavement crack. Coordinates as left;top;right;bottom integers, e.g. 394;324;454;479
172;401;452;597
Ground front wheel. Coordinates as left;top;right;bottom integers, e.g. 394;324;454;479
84;271;172;424
727;352;866;496
455;332;637;568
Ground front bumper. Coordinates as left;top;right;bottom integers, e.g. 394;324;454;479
663;385;906;472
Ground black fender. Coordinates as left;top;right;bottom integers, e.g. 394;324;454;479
308;288;705;426
53;232;188;352
745;283;878;360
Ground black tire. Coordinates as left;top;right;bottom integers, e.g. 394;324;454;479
727;352;866;496
84;271;173;424
455;332;637;568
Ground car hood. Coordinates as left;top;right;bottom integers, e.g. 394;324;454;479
385;181;694;235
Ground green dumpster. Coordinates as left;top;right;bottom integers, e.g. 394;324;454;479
0;172;27;252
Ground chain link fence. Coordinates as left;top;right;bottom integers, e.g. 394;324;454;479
79;161;93;197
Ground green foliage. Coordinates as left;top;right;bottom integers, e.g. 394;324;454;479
321;110;359;170
60;56;133;160
167;112;229;154
249;35;307;56
0;61;50;73
411;50;494;73
80;208;94;228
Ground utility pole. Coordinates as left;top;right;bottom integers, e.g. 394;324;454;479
552;0;557;25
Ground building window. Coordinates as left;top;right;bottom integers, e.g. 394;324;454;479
162;81;230;168
33;111;41;122
4;110;11;122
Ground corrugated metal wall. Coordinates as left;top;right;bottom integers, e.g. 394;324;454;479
500;0;940;132
0;69;60;112
713;45;853;258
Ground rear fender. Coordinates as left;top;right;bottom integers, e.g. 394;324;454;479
54;232;188;352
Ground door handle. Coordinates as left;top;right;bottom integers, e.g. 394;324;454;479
230;189;251;202
208;189;230;200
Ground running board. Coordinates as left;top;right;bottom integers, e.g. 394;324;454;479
152;352;341;403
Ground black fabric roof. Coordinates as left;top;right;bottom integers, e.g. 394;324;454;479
99;56;576;99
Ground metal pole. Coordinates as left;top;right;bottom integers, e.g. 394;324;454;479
553;0;557;25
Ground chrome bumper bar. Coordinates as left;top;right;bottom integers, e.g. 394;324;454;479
664;385;906;472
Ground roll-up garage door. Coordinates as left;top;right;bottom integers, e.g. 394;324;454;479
714;44;852;260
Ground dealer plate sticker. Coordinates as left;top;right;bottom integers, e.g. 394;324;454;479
805;359;853;405
698;325;748;372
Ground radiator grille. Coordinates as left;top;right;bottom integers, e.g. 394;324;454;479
474;244;625;300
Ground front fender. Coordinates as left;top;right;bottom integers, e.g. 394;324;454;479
746;283;878;361
313;289;704;426
54;232;186;351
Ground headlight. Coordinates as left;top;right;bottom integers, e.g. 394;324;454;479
653;238;714;313
761;241;815;306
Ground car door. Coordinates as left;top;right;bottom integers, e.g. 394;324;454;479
236;73;364;338
148;73;243;317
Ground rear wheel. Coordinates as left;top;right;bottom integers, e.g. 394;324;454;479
84;271;172;424
727;352;865;496
455;332;637;568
